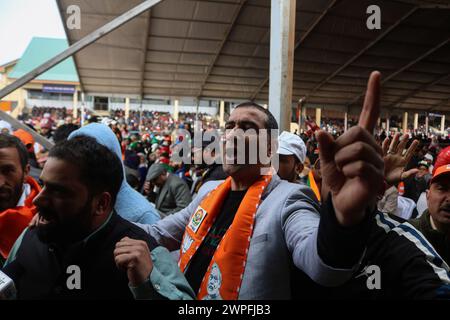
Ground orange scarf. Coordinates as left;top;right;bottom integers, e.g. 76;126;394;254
0;176;41;259
307;171;321;202
179;175;272;300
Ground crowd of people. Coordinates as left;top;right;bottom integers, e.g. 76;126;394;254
0;71;449;300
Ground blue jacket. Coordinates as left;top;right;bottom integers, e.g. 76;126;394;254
69;123;160;224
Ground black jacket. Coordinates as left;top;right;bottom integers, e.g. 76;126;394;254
3;212;163;300
410;210;450;266
292;198;450;299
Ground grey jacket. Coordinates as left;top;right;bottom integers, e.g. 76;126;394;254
155;174;192;218
137;175;362;299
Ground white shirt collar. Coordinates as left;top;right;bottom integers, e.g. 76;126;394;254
16;183;31;207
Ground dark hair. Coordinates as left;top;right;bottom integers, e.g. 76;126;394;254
53;124;80;144
49;136;123;205
0;133;29;170
234;102;279;130
126;173;139;190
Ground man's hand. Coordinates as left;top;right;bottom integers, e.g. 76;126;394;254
114;237;153;287
143;181;152;195
316;71;384;227
382;133;419;186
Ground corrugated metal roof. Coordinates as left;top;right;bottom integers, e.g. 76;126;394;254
57;0;450;113
8;37;79;83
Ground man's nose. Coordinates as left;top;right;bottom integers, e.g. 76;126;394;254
33;188;49;207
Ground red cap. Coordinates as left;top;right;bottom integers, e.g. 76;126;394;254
13;129;34;152
433;146;450;175
431;164;450;184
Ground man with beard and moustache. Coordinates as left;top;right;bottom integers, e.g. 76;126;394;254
134;72;389;299
1;136;194;300
134;72;450;299
0;134;41;267
410;148;450;265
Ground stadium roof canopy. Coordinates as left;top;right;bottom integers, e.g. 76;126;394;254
56;0;450;114
9;37;79;83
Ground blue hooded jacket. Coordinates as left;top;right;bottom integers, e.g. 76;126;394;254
68;123;160;224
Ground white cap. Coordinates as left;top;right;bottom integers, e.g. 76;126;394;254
424;153;434;162
0;120;12;134
277;131;306;163
101;117;112;125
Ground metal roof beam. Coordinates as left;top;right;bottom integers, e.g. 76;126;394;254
388;72;450;108
140;10;152;99
76;42;143;51
249;0;339;100
0;111;54;150
56;0;85;92
428;97;450;111
305;6;418;100
349;37;450;105
0;0;163;100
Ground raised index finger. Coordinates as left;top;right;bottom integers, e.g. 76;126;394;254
358;71;381;133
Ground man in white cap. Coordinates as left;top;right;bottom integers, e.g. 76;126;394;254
0;120;12;134
424;153;434;174
276;131;306;183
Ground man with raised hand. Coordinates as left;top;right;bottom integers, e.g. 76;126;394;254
134;72;449;299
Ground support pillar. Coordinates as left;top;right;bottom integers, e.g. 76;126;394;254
402;111;408;134
268;0;296;132
73;90;78;119
315;107;321;128
219;100;225;128
414;112;418;131
125;97;130;122
173;99;179;122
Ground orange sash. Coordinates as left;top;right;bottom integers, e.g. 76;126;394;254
307;171;321;202
0;176;41;259
179;175;272;300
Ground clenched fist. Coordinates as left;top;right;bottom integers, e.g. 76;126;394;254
114;237;154;287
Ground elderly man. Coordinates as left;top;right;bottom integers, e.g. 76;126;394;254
410;147;450;265
144;163;192;218
0;134;41;267
276;131;306;183
290;132;450;299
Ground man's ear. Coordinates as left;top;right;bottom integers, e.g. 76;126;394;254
269;136;278;158
24;164;30;178
94;192;113;216
296;163;304;175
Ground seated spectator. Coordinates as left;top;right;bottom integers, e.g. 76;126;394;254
144;163;192;218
